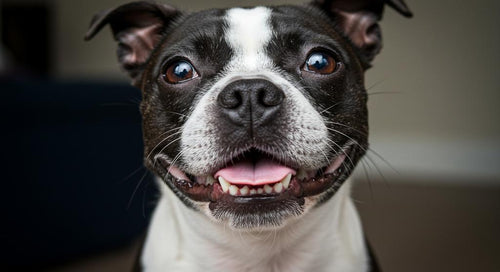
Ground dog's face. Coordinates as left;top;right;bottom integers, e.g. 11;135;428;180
86;0;411;230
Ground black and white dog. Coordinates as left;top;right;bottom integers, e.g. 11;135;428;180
86;0;411;271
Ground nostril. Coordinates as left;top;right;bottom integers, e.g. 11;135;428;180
218;88;243;109
217;79;284;127
257;87;284;107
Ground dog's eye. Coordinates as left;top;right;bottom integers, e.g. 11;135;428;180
303;52;338;74
163;60;198;84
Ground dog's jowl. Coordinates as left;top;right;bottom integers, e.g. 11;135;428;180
86;1;411;271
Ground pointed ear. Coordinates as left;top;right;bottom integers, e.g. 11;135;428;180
84;1;181;85
311;0;412;65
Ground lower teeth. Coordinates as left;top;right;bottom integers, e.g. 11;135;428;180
217;174;292;196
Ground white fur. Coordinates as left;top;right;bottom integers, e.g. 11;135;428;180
142;178;369;272
224;7;274;72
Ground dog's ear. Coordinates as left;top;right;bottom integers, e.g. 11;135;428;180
84;1;180;85
311;0;412;65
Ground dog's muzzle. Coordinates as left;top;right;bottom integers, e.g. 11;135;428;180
151;76;362;229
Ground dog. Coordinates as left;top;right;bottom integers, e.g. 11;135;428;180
85;0;411;271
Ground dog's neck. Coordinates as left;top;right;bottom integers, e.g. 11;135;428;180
141;179;368;272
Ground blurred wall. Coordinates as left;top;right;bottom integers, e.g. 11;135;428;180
4;0;500;183
366;0;500;183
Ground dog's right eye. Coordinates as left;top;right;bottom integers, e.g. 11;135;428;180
303;52;339;75
163;60;199;84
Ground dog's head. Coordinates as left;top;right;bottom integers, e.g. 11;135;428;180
86;0;411;230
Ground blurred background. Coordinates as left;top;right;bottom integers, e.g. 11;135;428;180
1;0;499;271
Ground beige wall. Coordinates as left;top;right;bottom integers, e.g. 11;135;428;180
5;0;500;182
366;0;500;182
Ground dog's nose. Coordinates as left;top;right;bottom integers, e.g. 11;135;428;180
217;79;284;128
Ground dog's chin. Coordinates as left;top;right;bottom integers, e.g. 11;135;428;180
153;146;357;230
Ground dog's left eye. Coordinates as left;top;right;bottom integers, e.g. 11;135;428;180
303;52;338;74
163;60;199;84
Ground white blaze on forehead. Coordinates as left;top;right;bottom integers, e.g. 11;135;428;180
224;7;273;71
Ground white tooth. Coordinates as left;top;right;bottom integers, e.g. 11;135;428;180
296;169;307;180
282;173;292;189
249;189;257;195
274;182;283;193
206;176;216;185
240;186;249;196
257;188;264;194
229;185;239;196
264;184;273;194
218;177;230;192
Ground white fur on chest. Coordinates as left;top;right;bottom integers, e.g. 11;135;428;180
141;178;368;272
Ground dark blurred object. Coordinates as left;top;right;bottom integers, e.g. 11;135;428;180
1;3;52;76
0;79;156;269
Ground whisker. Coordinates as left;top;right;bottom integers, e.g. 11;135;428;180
117;164;146;185
326;127;367;155
365;79;386;91
319;102;342;114
141;180;156;219
367;91;403;96
164;111;189;118
360;159;375;201
151;127;182;142
168;148;187;170
326;127;398;179
325;138;355;172
363;153;392;189
145;131;183;161
365;148;400;175
127;168;152;210
144;137;185;190
161;148;189;182
151;137;183;168
324;121;368;137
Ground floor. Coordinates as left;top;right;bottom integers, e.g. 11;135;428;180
51;180;500;272
354;179;500;272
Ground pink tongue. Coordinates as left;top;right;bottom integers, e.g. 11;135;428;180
215;158;296;186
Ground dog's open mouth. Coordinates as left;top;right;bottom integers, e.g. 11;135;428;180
156;146;353;205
